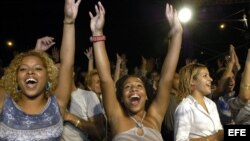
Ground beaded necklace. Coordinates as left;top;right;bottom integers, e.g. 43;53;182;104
129;111;146;128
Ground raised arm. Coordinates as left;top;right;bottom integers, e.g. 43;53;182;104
231;44;241;73
113;53;122;83
84;47;94;72
140;56;148;77
34;36;55;52
52;47;60;63
212;46;235;99
89;2;119;119
148;3;183;126
239;49;250;102
34;37;60;64
55;0;81;113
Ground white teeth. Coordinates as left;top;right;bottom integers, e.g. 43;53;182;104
131;94;140;98
25;78;37;83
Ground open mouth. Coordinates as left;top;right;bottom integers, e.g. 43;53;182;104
25;78;38;88
129;94;141;105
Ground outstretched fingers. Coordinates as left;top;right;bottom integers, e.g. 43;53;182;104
89;1;105;34
95;4;100;16
98;1;105;15
165;3;182;37
64;0;82;22
166;3;174;26
89;2;105;18
89;11;94;18
93;1;105;17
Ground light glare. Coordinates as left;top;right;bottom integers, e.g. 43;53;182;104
220;24;225;29
6;40;14;48
178;7;192;23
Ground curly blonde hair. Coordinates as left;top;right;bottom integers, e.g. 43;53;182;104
177;63;207;103
0;50;58;101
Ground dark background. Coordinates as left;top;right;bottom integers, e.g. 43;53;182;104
0;0;250;72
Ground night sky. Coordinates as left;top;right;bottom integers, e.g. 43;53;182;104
1;0;250;72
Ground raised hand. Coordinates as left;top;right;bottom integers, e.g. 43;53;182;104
84;47;93;60
116;53;122;64
230;44;241;71
185;57;197;65
52;47;60;63
64;0;81;24
141;56;147;65
165;3;183;37
89;1;105;35
34;36;55;52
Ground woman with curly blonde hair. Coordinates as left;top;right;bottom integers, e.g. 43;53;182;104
0;51;58;101
0;0;81;140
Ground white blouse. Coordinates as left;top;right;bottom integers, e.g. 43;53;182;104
174;95;223;141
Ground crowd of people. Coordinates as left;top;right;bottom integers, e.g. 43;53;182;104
0;0;250;141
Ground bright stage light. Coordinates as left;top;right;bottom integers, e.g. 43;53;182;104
178;7;192;23
6;40;14;48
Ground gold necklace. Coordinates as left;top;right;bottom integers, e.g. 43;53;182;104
129;111;146;129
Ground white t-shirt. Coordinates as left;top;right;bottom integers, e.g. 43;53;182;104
174;95;223;141
61;88;104;141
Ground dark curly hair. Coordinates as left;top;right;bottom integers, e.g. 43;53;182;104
115;74;156;111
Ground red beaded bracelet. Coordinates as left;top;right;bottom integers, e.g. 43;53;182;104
90;35;106;42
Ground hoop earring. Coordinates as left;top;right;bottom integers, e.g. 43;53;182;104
16;85;21;93
46;82;52;91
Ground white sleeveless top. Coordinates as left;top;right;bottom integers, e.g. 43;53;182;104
112;127;163;141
